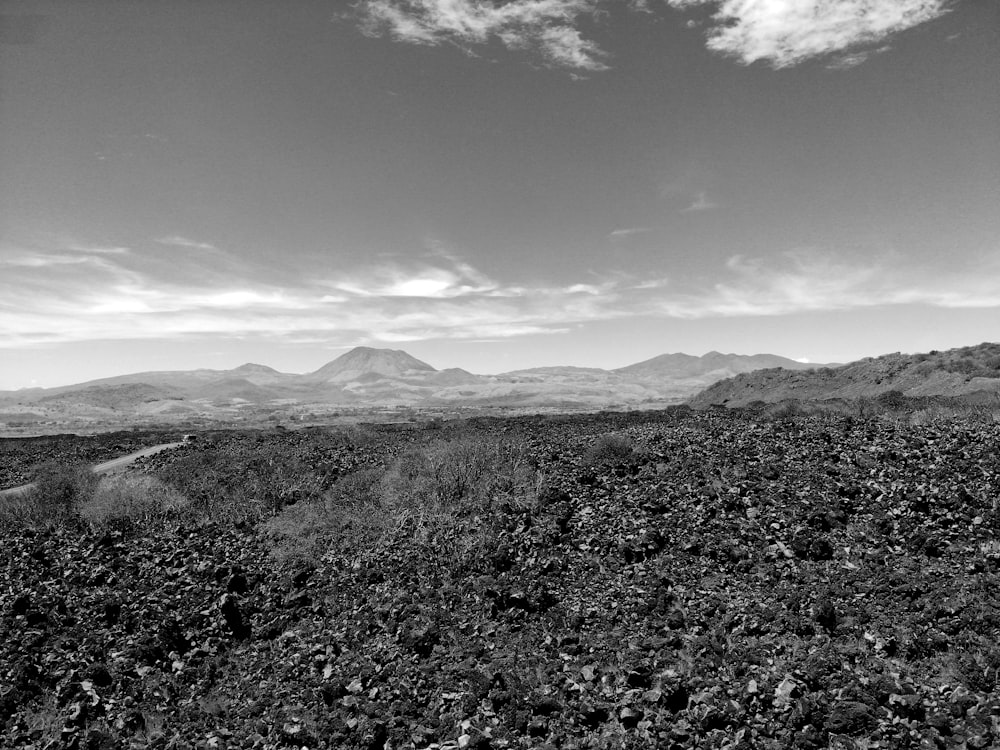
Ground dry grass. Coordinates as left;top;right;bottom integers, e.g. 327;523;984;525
262;435;540;564
77;473;191;532
582;432;643;465
0;461;96;529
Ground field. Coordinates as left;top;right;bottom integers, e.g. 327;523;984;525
2;408;1000;749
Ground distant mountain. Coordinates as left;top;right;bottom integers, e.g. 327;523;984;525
689;342;1000;408
304;347;436;384
0;345;852;431
228;363;292;386
189;378;287;403
43;365;296;392
615;351;819;379
36;383;185;410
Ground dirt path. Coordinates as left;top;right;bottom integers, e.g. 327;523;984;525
0;442;184;498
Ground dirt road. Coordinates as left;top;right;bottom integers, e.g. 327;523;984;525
0;442;184;498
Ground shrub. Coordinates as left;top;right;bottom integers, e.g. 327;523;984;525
154;444;326;523
876;390;909;410
263;435;539;563
77;474;191;533
383;436;536;511
583;433;640;466
32;460;99;508
0;461;98;529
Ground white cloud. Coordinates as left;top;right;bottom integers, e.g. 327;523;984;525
0;238;629;347
351;0;952;71
680;191;717;212
353;0;608;70
329;263;498;298
65;243;132;255
670;0;951;68
651;249;1000;317
155;236;218;251
609;227;653;240
3;237;997;352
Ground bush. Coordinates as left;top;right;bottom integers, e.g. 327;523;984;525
77;474;191;533
0;461;97;529
32;460;99;508
154;444;326;523
383;436;536;511
263;435;539;563
583;433;640;466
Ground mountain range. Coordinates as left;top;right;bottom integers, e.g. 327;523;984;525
4;343;999;432
0;347;821;429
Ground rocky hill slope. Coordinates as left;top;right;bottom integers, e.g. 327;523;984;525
689;342;1000;409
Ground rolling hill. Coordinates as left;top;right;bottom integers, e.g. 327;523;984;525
0;347;838;430
688;342;1000;409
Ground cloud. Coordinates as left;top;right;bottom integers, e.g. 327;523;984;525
3;237;997;352
0;238;630;348
609;227;654;240
651;249;1000;317
669;0;951;68
679;191;717;212
350;0;952;71
352;0;609;70
64;243;131;255
155;236;218;251
328;261;498;298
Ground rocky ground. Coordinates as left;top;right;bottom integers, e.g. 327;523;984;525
2;409;1000;749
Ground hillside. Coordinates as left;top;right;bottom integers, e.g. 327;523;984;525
689;342;1000;409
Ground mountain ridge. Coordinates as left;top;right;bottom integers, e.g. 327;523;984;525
20;343;990;431
688;342;1000;408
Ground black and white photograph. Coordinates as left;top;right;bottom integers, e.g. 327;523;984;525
2;0;999;747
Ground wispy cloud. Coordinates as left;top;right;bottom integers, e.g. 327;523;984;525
652;249;1000;317
352;0;609;71
155;236;218;251
327;260;498;299
679;191;717;213
609;227;654;240
670;0;951;68
0;238;629;347
3;237;997;351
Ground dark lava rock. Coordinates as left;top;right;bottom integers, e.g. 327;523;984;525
102;600;121;625
792;531;834;561
227;571;250;593
364;722;388;750
11;593;31;616
527;718;548;737
220;594;251;639
88;663;113;688
619;706;643;729
401;624;439;657
812;596;837;632
531;696;562;717
824;701;876;734
578;703;610;729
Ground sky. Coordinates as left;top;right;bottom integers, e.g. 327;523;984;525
1;0;998;389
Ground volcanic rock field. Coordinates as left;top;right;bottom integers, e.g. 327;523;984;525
2;408;1000;749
